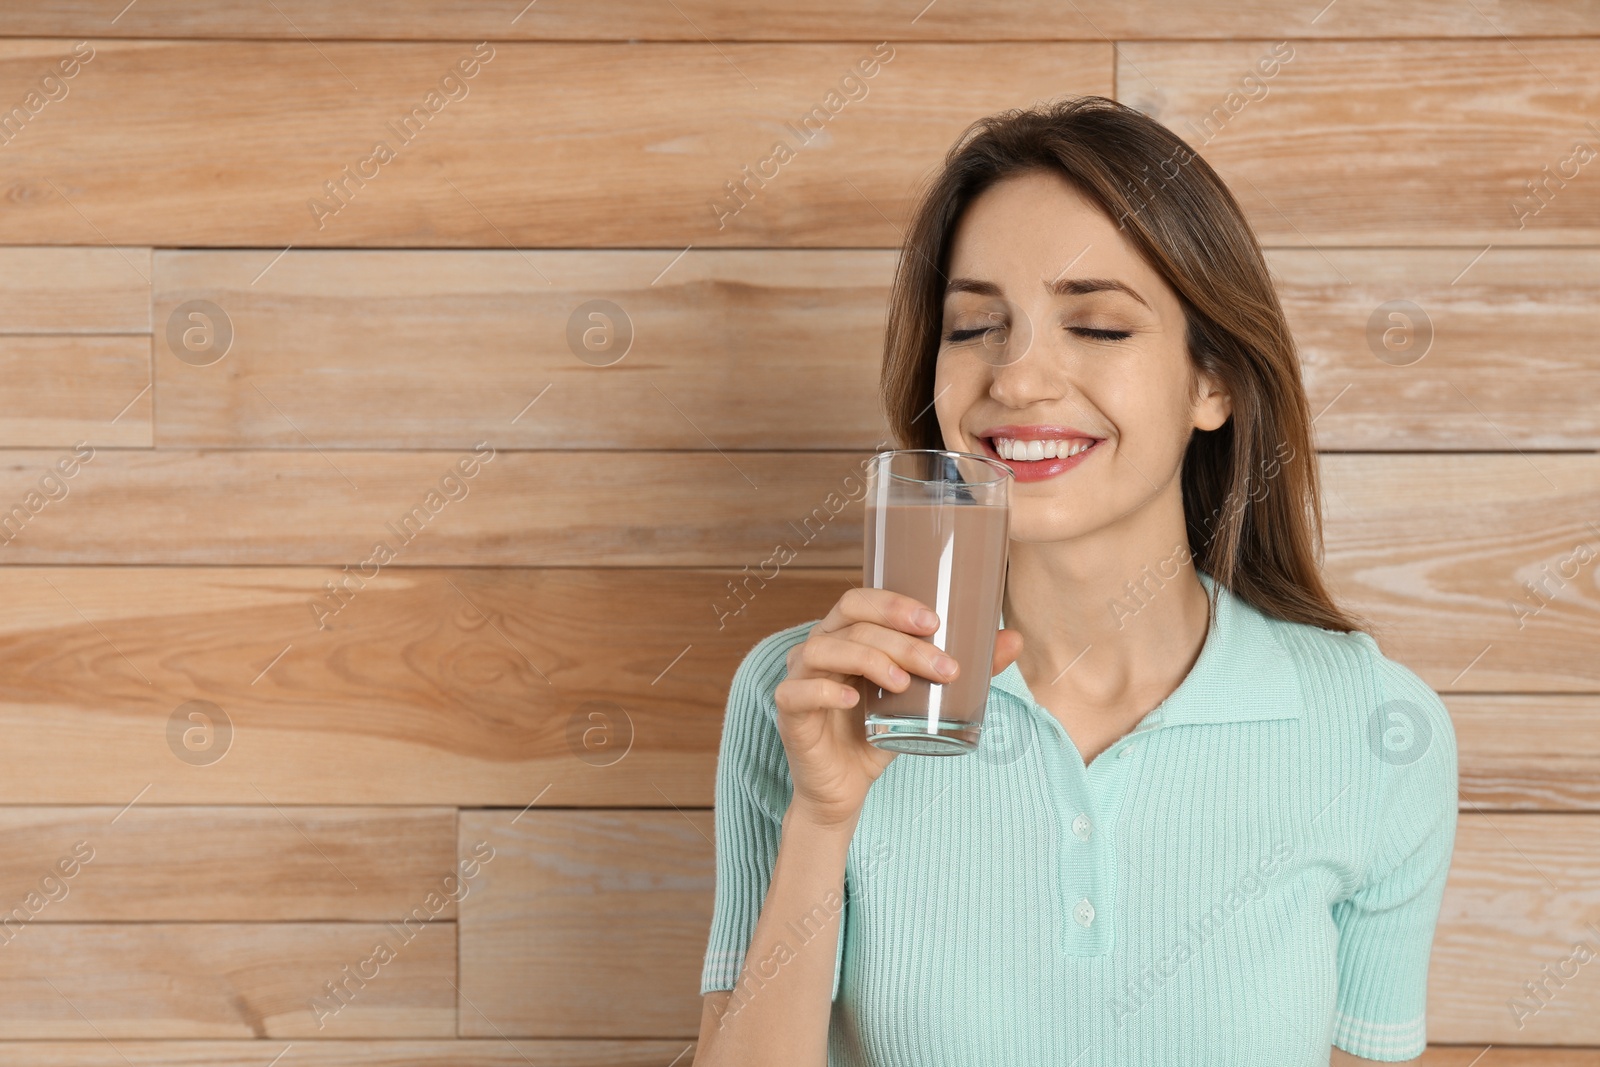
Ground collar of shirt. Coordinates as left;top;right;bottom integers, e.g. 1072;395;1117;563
988;569;1304;730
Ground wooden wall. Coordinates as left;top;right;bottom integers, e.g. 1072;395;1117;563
0;4;1596;1063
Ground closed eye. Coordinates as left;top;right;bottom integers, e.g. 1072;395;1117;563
1072;327;1132;341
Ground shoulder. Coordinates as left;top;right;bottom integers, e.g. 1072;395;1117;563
727;618;821;705
1262;607;1457;779
713;620;823;821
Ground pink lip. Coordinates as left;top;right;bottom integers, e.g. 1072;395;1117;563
974;424;1103;483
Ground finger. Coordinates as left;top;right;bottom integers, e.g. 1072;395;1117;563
991;628;1025;676
798;629;957;692
815;586;941;639
774;675;860;721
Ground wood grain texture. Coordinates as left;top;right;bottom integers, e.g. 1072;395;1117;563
1431;815;1600;1045
0;449;872;565
152;247;1600;451
151;249;893;449
0;565;847;804
0;921;455;1038
1419;1052;1600;1066
1119;40;1600;246
0;40;1110;248
1322;455;1600;693
1451;696;1600;812
457;809;716;1038
0;1042;701;1066
0;807;456;919
0;248;149;333
0;566;1589;808
0;450;1593;691
1;1;1592;39
1272;248;1600;450
0;336;151;447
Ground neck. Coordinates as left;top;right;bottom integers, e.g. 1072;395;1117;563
1001;486;1211;714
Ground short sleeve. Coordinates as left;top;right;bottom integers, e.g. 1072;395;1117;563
1331;647;1459;1061
699;622;846;1002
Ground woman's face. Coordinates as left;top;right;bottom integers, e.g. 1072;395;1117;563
933;167;1232;546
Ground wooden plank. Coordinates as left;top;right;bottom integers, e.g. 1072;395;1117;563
0;40;1110;247
152;249;892;450
1431;815;1600;1045
1272;248;1600;450
0;566;845;805
0;807;457;920
0;1042;699;1067
1119;40;1600;246
457;810;1600;1043
0;248;149;333
153;248;1600;451
0;452;1595;589
457;810;716;1038
1322;455;1600;693
0;921;455;1037
0;449;872;565
0;568;1591;808
0;451;1593;691
0;1;1591;39
1451;696;1600;812
0;336;151;447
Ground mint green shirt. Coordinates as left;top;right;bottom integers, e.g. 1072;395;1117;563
701;571;1458;1064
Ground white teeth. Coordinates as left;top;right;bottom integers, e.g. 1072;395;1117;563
992;436;1095;461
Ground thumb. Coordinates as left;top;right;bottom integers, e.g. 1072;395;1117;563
990;628;1024;676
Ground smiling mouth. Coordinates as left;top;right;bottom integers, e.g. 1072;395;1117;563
983;435;1099;462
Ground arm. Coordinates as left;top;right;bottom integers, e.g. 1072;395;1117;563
1332;1048;1418;1067
696;804;858;1067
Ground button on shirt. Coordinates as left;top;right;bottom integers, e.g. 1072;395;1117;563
701;571;1458;1065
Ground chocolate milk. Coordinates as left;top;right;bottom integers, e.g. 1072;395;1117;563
861;501;1010;740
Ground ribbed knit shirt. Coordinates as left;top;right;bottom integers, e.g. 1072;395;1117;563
700;571;1458;1065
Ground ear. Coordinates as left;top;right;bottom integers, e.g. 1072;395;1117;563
1192;369;1232;432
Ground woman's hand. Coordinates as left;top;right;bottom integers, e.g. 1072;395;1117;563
773;586;1024;832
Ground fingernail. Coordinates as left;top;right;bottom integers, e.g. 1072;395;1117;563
933;655;957;678
891;666;909;685
915;609;938;629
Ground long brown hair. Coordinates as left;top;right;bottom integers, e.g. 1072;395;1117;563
882;94;1365;634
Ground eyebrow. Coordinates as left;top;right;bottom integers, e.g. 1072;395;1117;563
944;275;1151;310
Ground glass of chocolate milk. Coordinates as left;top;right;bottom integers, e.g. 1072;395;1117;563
860;449;1012;755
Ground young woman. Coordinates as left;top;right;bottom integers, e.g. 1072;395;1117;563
694;95;1457;1067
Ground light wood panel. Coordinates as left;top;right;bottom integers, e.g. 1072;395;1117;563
1119;40;1600;246
1274;248;1600;451
0;248;149;333
0;451;1593;686
0;807;456;919
0;1042;700;1066
1321;455;1600;693
458;810;716;1038
150;247;1600;451
0;566;842;805
0;566;1589;807
151;249;892;450
0;450;1591;584
1;2;1592;39
1451;697;1600;812
0;921;455;1038
0;336;151;447
0;449;870;565
1432;815;1600;1045
0;40;1109;248
456;810;1600;1043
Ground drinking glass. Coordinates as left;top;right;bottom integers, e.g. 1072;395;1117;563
860;449;1012;755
